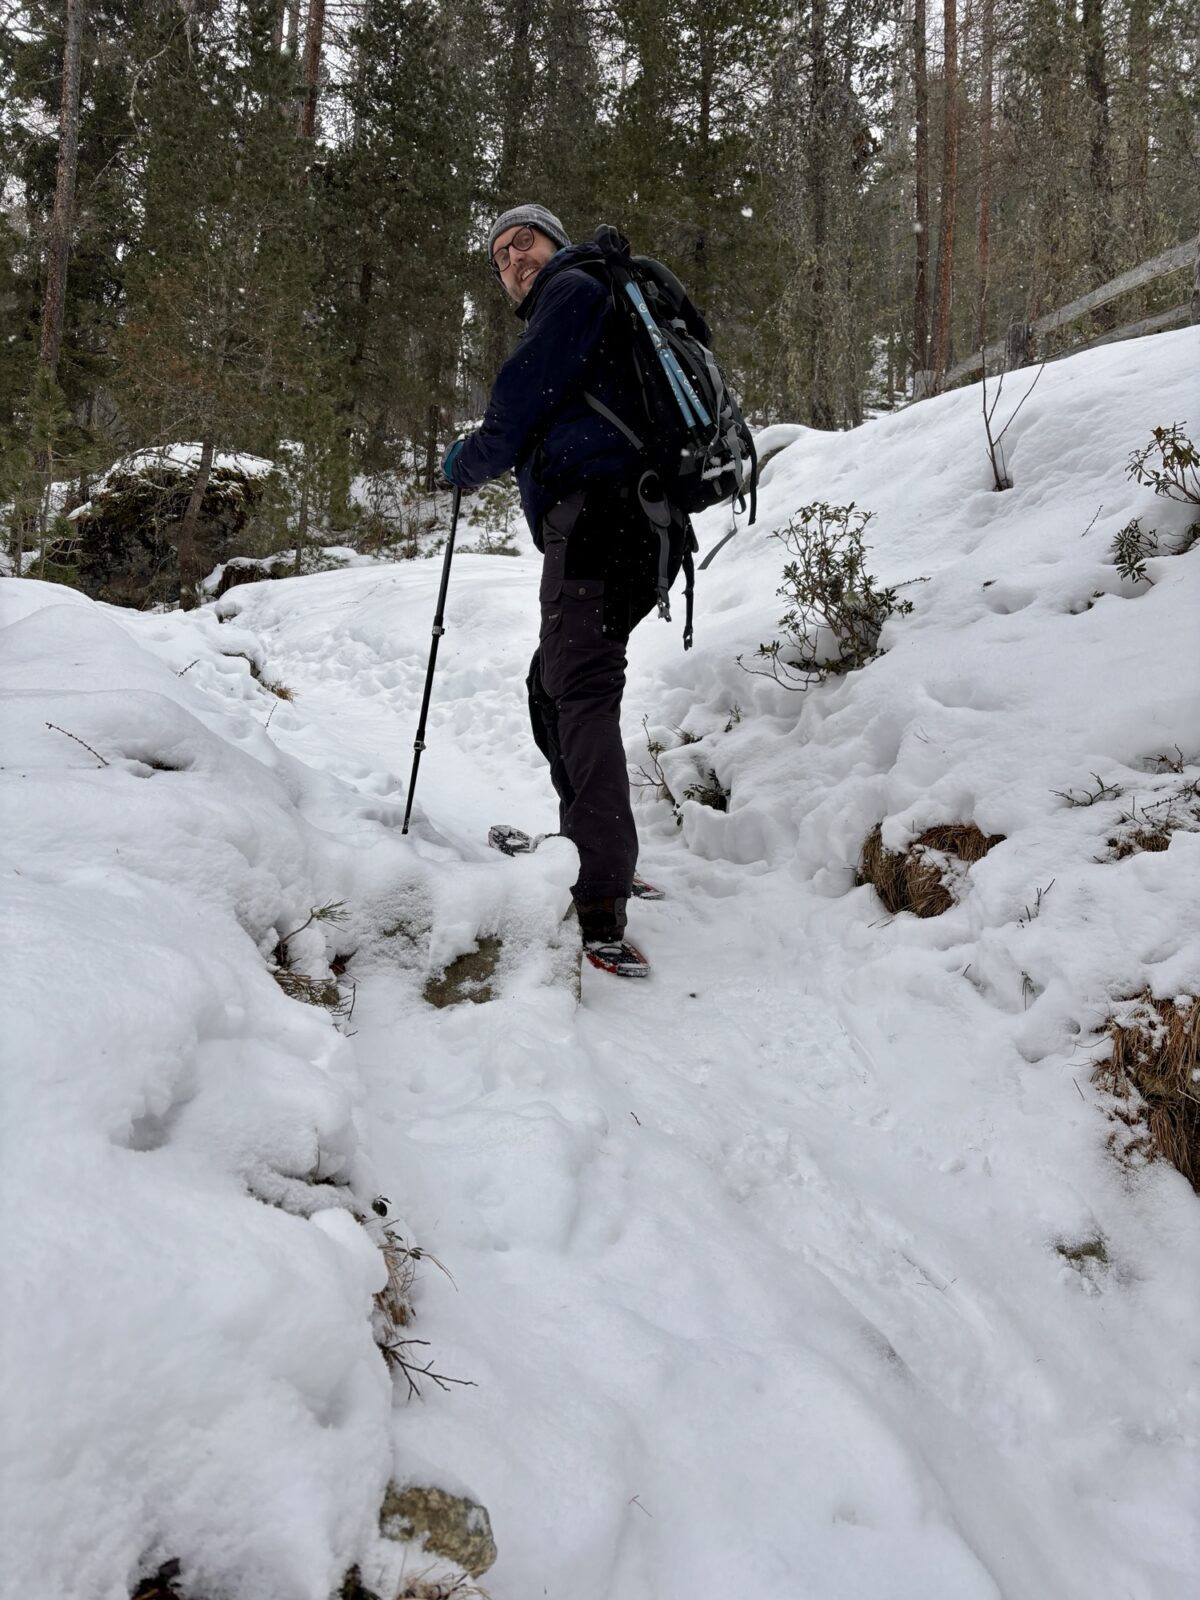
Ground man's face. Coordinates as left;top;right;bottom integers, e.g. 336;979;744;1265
493;225;559;304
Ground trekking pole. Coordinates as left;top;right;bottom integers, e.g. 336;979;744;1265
401;485;462;836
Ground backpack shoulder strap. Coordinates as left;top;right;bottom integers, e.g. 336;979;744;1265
630;256;712;346
581;390;645;452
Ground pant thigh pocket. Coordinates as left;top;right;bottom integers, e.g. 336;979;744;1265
541;580;609;698
540;535;566;601
560;578;606;648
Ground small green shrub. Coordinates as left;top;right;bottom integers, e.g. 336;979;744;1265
1127;422;1200;507
1111;516;1157;584
742;502;913;689
683;770;730;812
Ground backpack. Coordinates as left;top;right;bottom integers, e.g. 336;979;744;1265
579;225;758;650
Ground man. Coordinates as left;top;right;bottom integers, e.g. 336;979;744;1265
443;204;684;974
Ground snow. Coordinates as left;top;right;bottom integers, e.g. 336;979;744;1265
2;327;1198;1600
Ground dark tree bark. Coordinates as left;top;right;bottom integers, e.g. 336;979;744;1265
1127;0;1151;261
176;439;216;610
483;0;538;380
1082;0;1115;305
299;0;326;140
929;0;958;381
692;14;716;310
807;0;835;429
423;403;440;493
38;0;85;377
913;0;930;379
975;0;993;349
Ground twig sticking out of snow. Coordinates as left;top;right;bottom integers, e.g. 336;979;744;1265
45;721;108;766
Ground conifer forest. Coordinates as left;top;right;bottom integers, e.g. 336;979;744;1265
2;1;1197;598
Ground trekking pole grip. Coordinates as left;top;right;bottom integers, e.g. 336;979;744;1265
401;485;462;836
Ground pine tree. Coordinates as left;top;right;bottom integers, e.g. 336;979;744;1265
114;0;314;603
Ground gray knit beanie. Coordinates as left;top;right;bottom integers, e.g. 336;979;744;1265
487;203;571;265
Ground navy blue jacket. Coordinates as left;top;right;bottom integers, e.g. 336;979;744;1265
450;244;642;542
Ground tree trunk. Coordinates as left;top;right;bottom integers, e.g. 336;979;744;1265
1082;0;1114;311
176;440;216;610
693;18;715;311
929;0;958;381
975;0;993;350
38;0;85;377
294;476;310;575
1127;0;1151;262
483;0;537;380
495;0;535;196
912;0;930;383
807;0;835;429
423;403;440;494
299;0;326;140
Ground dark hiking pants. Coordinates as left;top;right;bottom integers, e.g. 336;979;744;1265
526;484;675;917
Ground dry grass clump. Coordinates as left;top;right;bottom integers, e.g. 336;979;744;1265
342;1568;488;1600
1106;779;1200;860
1095;992;1199;1191
373;1223;418;1345
130;1561;182;1599
271;901;355;1018
858;822;1005;917
273;968;344;1008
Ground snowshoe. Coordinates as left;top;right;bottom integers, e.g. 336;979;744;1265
488;823;543;856
630;874;664;901
488;824;665;899
583;938;651;978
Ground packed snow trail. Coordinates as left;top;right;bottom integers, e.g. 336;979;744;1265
218;333;1199;1600
3;330;1196;1600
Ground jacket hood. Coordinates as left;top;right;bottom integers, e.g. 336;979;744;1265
514;243;606;321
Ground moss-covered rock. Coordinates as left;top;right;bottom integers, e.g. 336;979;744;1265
379;1483;497;1578
71;450;275;608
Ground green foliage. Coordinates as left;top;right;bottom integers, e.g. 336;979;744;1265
1127;423;1200;506
115;4;312;457
1111;517;1157;584
682;770;731;812
744;502;913;689
5;0;1197;551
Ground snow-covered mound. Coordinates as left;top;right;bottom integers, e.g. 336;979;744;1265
2;327;1197;1600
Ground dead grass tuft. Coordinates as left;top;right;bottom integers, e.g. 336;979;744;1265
130;1561;182;1599
858;822;1005;917
272;968;345;1010
341;1568;488;1600
1106;779;1200;860
1095;992;1199;1190
1107;827;1173;860
373;1224;418;1345
1055;1236;1109;1266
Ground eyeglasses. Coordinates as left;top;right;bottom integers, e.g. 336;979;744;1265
491;225;536;273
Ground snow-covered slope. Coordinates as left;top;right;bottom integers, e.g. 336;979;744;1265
2;328;1197;1600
